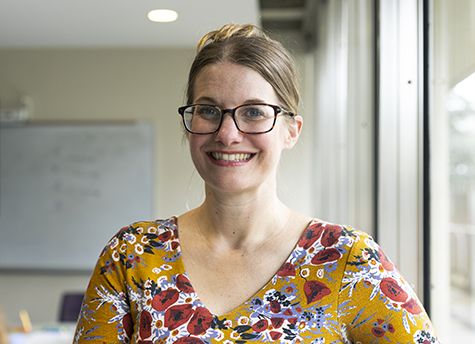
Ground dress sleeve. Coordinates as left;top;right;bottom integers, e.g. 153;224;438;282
73;230;133;344
337;233;440;343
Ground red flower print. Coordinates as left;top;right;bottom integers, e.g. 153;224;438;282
270;300;281;313
277;262;296;277
177;274;194;293
270;331;283;340
321;225;342;247
371;319;395;338
380;278;408;303
387;323;395;333
378;247;394;271
138;341;153;344
271;317;284;329
371;326;385;337
304;280;331;304
152;289;180;311
171;241;180;250
122;313;133;339
174;337;205;344
401;298;423;314
311;248;341;265
298;223;324;249
288;317;298;325
187;307;213;335
164;304;194;330
139;311;152;339
252;319;268;332
158;231;171;242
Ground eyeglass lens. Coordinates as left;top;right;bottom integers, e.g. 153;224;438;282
182;104;276;134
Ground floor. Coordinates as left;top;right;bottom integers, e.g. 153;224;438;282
450;319;475;342
449;287;475;342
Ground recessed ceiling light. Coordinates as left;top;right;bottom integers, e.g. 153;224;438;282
147;9;178;23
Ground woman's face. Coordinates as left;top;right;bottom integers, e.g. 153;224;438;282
188;62;302;195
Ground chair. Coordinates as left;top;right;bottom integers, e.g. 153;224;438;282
59;292;84;322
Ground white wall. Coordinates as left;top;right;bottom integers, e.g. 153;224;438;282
0;47;315;326
0;48;196;218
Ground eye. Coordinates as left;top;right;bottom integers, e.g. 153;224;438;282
247;107;264;117
197;106;220;117
240;106;267;120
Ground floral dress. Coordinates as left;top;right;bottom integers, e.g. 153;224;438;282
74;217;440;344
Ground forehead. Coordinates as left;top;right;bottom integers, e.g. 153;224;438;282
192;62;279;105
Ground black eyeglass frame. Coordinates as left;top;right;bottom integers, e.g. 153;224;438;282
178;103;295;135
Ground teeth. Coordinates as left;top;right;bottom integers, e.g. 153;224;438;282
211;153;252;161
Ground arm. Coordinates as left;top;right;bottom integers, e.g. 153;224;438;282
338;232;440;343
73;230;133;344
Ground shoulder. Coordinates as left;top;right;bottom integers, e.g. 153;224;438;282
111;217;178;243
294;219;396;275
284;219;374;279
298;219;371;253
303;219;394;269
98;217;180;260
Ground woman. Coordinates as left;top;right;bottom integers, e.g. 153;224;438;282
74;24;440;343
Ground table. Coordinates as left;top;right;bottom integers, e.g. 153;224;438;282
9;323;75;344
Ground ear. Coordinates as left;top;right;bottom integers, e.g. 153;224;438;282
283;115;303;150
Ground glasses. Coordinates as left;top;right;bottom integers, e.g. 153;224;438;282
178;103;295;135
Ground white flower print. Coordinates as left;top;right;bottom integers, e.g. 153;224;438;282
317;269;324;278
135;244;144;255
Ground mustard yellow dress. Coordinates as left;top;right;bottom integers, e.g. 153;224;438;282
73;217;440;344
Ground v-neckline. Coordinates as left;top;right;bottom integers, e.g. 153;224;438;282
171;216;319;318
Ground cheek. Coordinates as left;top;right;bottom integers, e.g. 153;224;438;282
257;135;285;164
188;137;204;165
270;125;291;152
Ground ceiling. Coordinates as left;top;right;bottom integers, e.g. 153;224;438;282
0;0;260;49
0;0;316;50
260;0;318;50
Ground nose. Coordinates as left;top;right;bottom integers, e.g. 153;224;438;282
214;112;243;145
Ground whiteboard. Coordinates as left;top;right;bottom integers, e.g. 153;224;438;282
0;122;154;271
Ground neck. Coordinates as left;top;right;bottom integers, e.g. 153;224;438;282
190;185;293;250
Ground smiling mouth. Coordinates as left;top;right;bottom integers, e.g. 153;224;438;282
210;152;253;162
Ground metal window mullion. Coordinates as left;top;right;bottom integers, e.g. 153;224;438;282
397;0;421;294
340;0;350;225
378;0;424;297
378;0;401;267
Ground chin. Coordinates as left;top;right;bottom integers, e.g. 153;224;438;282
205;174;276;196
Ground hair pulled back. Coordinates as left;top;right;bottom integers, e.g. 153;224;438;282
186;24;300;115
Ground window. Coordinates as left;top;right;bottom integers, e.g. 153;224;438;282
432;0;475;341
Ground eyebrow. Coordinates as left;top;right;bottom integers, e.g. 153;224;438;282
193;97;267;106
193;96;216;104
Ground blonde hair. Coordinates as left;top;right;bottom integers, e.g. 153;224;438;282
195;24;265;52
186;23;300;115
